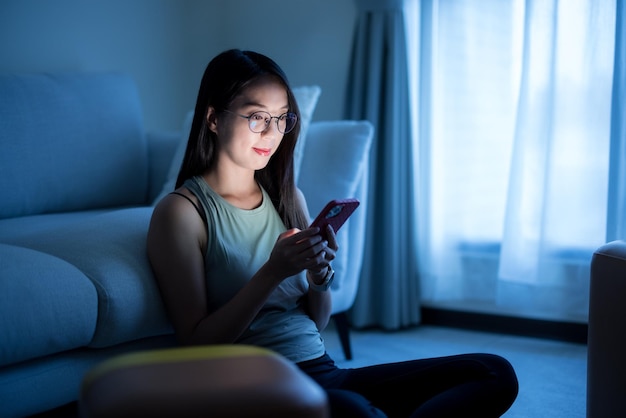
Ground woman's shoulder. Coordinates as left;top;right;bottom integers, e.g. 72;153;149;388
151;187;206;234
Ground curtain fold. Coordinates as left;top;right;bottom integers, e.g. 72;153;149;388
345;0;421;329
498;0;559;286
607;0;626;242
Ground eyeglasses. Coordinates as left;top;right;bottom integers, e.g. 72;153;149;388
223;110;298;134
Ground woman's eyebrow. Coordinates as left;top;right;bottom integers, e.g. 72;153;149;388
239;100;289;110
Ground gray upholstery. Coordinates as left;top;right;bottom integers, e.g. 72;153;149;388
586;240;626;418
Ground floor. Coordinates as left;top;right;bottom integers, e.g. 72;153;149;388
30;324;587;418
321;323;588;418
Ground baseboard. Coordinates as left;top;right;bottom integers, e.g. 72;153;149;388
420;307;588;344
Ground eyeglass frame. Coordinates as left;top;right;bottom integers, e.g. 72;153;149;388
222;109;298;134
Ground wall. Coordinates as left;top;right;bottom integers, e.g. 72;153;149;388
0;0;356;132
195;0;357;123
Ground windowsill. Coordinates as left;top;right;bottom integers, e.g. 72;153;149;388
420;301;588;344
421;299;587;324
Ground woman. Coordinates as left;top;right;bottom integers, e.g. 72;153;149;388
147;49;518;417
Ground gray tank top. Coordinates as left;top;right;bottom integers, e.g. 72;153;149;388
184;176;325;363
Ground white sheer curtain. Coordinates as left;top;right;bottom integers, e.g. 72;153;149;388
405;0;617;322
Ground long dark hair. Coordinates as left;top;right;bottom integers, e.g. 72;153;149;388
175;49;308;230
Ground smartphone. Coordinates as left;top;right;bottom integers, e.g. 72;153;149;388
309;198;360;240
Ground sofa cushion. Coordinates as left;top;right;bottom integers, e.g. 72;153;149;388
0;243;98;366
0;208;173;348
152;110;194;205
147;131;182;203
152;85;321;205
0;73;148;219
292;85;321;183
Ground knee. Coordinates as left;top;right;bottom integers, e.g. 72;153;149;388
481;353;519;403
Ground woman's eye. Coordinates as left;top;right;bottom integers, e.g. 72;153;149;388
250;113;266;121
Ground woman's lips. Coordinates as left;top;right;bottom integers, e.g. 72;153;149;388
253;147;271;156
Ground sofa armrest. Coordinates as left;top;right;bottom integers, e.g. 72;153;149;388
147;131;180;204
298;120;374;314
587;240;626;418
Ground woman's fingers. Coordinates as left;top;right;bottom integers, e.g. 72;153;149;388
324;224;338;250
271;225;340;275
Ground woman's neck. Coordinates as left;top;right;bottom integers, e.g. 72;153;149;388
202;169;262;210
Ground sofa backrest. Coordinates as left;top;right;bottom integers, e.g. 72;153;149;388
0;73;148;219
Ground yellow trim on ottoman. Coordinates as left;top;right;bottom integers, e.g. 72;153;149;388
83;344;275;387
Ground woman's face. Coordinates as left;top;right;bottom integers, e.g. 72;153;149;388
214;76;290;172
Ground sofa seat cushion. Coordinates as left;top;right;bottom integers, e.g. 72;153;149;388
0;243;98;366
0;335;177;418
0;207;173;348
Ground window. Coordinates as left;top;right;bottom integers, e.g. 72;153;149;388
405;0;616;322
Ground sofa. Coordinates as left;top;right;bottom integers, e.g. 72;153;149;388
586;240;626;418
0;72;373;417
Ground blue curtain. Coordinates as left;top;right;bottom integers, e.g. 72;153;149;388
345;0;421;329
607;0;626;242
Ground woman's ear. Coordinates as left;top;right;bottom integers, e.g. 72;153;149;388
206;107;218;134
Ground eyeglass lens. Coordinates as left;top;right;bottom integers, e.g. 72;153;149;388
248;111;297;134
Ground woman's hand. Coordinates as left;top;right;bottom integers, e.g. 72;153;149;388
266;227;331;282
307;224;338;283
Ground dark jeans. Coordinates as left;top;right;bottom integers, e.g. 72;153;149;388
297;352;519;418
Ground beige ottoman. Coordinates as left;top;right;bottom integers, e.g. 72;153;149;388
80;345;329;418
